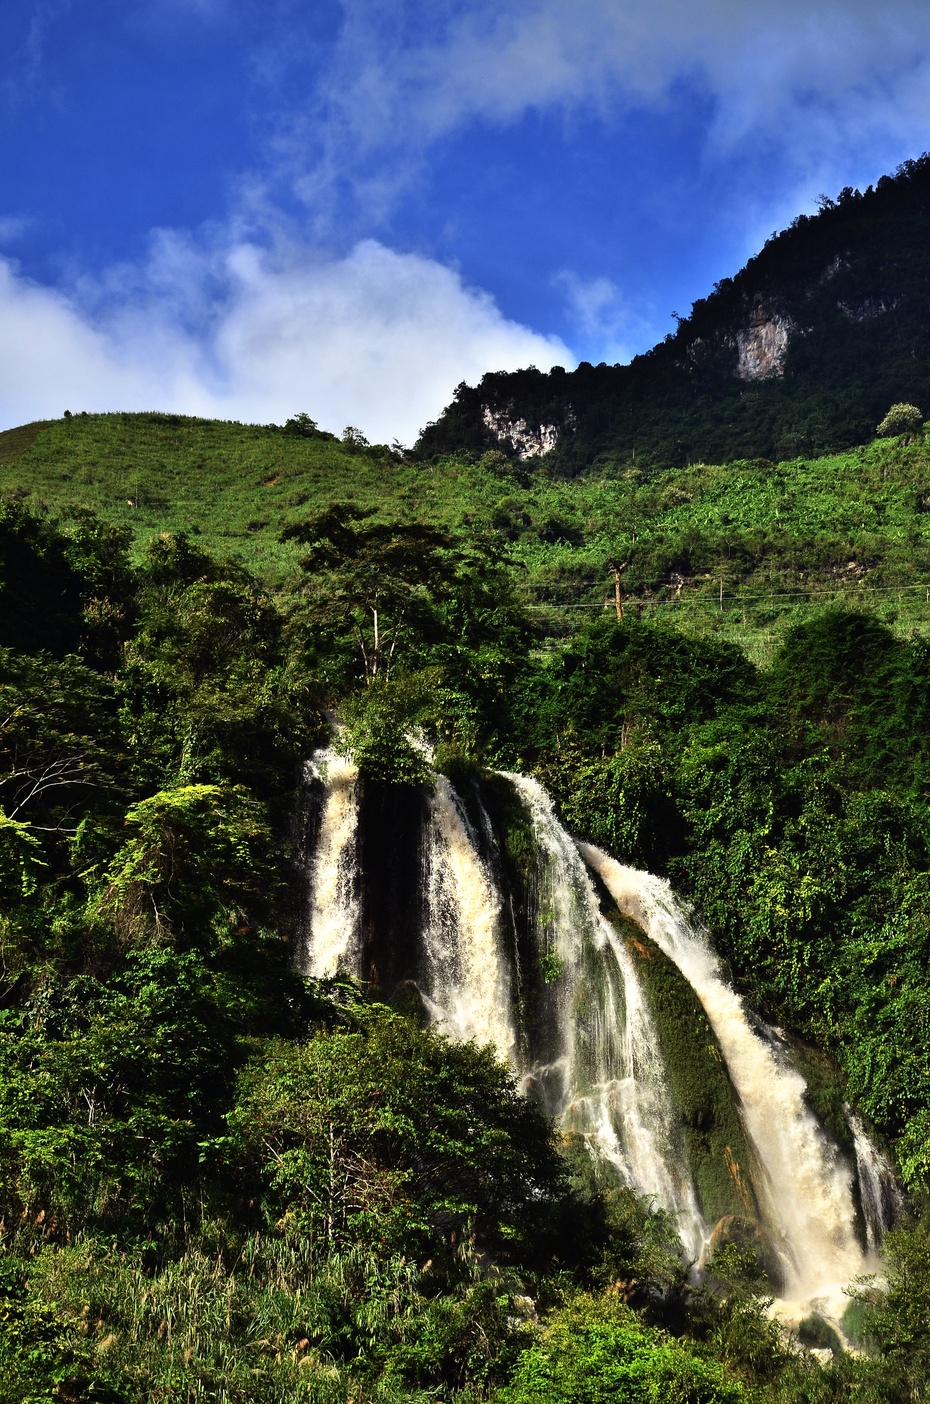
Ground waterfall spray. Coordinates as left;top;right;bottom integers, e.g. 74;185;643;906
421;775;517;1059
581;847;871;1301
845;1106;905;1253
297;754;897;1309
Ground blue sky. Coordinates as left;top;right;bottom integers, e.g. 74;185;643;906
3;0;930;442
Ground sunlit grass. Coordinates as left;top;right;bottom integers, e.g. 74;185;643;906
5;412;930;653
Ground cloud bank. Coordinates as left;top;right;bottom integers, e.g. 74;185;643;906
301;0;930;227
0;236;570;441
320;1;930;154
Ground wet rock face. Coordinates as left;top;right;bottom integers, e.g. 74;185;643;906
356;780;429;995
734;307;794;380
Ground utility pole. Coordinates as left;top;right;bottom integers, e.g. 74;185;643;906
610;560;629;622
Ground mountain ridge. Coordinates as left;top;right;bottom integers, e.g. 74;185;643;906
414;154;930;473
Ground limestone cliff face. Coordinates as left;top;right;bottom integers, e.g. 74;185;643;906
414;155;930;468
481;406;568;458
734;305;794;380
838;295;901;322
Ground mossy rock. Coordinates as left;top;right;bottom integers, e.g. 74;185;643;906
480;772;539;873
433;746;484;794
780;1033;853;1155
625;921;760;1226
840;1293;880;1352
798;1312;844;1355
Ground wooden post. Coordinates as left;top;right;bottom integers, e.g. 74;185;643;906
610;561;629;622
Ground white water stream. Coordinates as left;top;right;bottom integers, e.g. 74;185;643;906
581;847;875;1307
299;758;898;1313
421;775;517;1059
300;749;361;977
506;773;709;1263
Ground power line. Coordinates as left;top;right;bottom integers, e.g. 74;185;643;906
523;581;930;604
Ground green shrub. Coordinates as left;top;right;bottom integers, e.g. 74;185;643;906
877;403;923;439
495;1294;744;1403
227;1005;568;1271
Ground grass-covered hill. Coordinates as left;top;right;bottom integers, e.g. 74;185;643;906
415;154;930;473
0;412;415;583
5;408;930;660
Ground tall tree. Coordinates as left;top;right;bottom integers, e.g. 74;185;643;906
283;505;460;684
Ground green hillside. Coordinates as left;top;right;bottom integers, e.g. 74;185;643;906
0;412;415;583
4;401;930;1398
5;409;930;661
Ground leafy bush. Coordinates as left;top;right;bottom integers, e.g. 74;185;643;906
227;1005;568;1271
877;402;924;438
495;1294;744;1403
92;783;280;947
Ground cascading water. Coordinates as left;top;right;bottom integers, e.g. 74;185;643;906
297;756;901;1311
506;773;709;1264
299;749;361;978
420;775;517;1060
846;1106;904;1253
580;846;875;1305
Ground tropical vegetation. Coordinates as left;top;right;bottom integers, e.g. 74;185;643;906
6;156;930;1396
0;397;929;1399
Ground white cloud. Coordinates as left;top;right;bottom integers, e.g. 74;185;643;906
301;0;930;217
404;2;930;134
0;236;571;443
555;272;622;337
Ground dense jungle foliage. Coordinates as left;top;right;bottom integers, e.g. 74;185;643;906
415;155;930;473
3;406;930;1402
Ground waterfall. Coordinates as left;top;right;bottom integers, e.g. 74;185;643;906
421;776;517;1060
299;749;361;978
846;1106;905;1253
506;773;709;1264
297;755;900;1305
581;847;871;1300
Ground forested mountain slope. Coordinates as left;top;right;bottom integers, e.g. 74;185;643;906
5;188;930;1388
415;155;930;473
